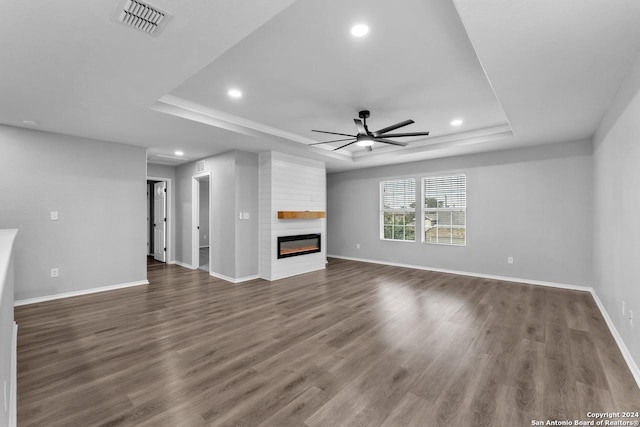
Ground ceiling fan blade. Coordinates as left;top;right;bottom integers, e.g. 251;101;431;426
374;138;409;147
373;119;414;136
311;130;356;138
365;146;373;152
353;119;367;135
376;131;430;138
308;138;355;145
333;140;358;151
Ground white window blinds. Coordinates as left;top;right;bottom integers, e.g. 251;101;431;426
381;178;416;241
423;174;466;245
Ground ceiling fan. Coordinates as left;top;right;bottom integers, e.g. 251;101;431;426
309;110;430;152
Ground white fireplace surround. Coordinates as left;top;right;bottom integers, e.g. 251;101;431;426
259;152;326;281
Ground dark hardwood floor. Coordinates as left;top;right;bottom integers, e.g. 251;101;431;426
16;258;640;426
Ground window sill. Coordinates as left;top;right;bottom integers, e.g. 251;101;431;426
422;241;466;247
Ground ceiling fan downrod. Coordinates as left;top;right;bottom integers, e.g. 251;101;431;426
358;110;370;133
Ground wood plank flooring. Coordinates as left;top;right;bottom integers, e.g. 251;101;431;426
15;258;640;426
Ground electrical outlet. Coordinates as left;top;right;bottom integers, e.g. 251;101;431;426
50;211;59;221
507;256;514;264
356;243;360;249
622;301;626;315
51;268;59;278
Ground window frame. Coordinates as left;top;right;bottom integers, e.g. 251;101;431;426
421;173;467;246
379;177;417;242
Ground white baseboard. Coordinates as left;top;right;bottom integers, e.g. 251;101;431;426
173;262;258;285
589;290;640;389
9;321;17;427
172;261;195;270
328;254;640;390
260;265;327;282
209;271;260;284
14;280;149;306
327;254;591;292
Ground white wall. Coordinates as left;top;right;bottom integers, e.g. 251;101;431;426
199;179;209;247
147;164;175;181
175;150;258;280
259;152;326;281
235;151;259;278
327;140;593;287
0;125;147;300
147;163;176;262
593;51;640;370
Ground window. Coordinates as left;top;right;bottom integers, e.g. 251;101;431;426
381;178;416;241
423;174;466;245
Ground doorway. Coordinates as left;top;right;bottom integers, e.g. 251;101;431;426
192;172;211;271
147;177;171;264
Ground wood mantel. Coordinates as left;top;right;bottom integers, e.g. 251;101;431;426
277;211;326;219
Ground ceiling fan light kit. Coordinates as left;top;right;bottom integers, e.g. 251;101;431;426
356;136;374;147
311;110;429;152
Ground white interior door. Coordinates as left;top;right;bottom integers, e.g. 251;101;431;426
154;181;167;262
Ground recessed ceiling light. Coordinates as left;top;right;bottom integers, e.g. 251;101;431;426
228;89;242;99
351;24;369;37
451;119;463;126
22;120;38;126
174;151;184;156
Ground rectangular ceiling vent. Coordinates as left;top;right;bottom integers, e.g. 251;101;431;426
113;0;172;36
196;160;206;172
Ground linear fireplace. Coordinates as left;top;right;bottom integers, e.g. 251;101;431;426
277;234;321;259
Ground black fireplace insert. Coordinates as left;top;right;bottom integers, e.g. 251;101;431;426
277;234;321;259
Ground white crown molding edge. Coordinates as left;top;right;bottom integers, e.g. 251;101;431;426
152;95;514;163
157;94;316;144
352;127;514;162
152;95;353;163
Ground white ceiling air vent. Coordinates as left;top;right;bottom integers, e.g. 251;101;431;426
196;160;205;173
112;0;172;36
